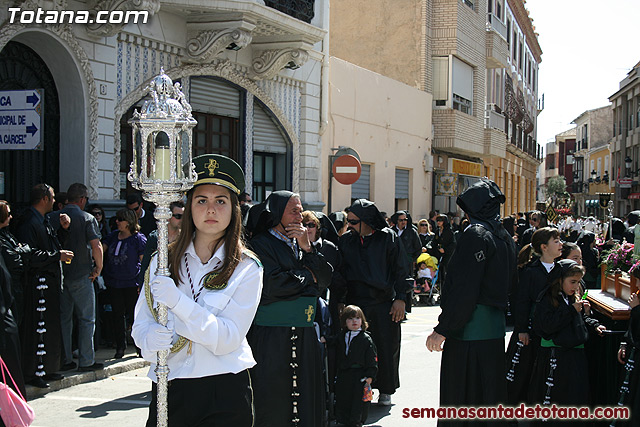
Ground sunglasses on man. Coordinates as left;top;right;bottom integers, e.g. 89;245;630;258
172;213;183;219
347;219;361;225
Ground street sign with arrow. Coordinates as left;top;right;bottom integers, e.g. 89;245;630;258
0;89;44;150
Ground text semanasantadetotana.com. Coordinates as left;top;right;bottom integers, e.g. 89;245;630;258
402;404;630;420
7;7;149;25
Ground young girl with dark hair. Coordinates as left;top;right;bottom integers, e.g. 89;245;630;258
530;260;604;424
334;305;377;427
132;154;263;426
505;227;563;405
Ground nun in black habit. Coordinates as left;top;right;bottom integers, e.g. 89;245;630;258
426;178;516;426
247;191;333;427
338;199;413;404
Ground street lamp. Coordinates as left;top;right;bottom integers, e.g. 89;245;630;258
625;156;633;174
589;170;596;183
127;68;197;427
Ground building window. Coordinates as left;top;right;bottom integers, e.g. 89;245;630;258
518;42;523;70
452;57;474;115
253;153;276;203
453;94;472;114
506;19;511;46
433;57;449;106
193;112;239;161
463;0;474;10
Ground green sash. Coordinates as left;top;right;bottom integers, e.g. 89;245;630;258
540;337;584;349
449;304;505;341
254;297;317;327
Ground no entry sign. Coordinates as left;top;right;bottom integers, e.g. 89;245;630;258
332;154;362;185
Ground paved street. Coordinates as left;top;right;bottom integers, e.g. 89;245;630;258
29;305;445;426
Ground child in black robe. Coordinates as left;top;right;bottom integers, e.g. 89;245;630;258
334;305;377;427
616;291;640;426
530;259;604;425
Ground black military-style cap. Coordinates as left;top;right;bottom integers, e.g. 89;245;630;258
191;154;245;194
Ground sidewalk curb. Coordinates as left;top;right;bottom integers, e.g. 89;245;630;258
27;356;150;400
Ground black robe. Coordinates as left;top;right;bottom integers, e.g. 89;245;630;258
338;227;413;395
435;178;515;426
435;223;515;425
16;207;66;380
0;249;25;399
617;305;640;426
248;211;333;427
334;330;377;426
505;259;550;405
529;292;599;426
0;228;30;326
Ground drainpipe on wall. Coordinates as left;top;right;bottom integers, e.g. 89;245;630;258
318;0;330;136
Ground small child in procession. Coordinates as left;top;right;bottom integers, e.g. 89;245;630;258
334;305;378;427
530;259;605;425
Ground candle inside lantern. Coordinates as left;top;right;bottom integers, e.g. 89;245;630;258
155;146;170;180
154;131;171;180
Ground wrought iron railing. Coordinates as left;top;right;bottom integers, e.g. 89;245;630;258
264;0;315;23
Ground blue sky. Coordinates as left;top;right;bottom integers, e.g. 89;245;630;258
526;0;640;145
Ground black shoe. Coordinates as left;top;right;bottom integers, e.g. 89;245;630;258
28;377;50;388
62;362;77;371
78;362;104;372
114;350;124;359
43;373;64;381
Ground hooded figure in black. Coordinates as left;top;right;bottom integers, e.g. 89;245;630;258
338;199;413;404
624;210;640;244
390;210;422;273
426;178;516;426
247;191;333;427
576;231;600;289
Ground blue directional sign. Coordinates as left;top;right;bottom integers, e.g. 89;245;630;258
0;89;44;150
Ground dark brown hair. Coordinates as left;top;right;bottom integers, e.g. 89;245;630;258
548;264;585;307
116;208;140;234
168;185;245;289
561;241;580;261
340;305;369;330
0;200;9;223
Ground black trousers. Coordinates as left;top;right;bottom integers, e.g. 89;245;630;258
146;370;254;427
109;286;138;351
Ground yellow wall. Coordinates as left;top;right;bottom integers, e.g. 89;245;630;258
330;0;424;89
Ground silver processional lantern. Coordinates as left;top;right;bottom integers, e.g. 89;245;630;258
127;68;197;427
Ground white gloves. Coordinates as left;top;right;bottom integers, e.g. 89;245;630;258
152;275;182;309
144;318;175;352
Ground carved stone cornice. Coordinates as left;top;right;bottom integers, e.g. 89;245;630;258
86;0;161;38
251;48;309;80
184;28;252;64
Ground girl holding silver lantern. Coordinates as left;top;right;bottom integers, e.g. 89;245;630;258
132;154;263;426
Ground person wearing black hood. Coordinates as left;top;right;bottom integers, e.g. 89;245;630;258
576;231;600;289
247;191;333;427
338;199;413;406
624;210;640;244
426;178;516;423
390;210;422;275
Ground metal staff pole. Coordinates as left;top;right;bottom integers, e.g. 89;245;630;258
127;69;197;426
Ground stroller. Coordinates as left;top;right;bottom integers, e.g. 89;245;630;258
412;253;440;306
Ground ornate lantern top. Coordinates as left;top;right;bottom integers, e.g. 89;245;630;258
133;68;193;121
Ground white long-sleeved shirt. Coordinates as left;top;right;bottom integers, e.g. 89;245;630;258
132;241;263;382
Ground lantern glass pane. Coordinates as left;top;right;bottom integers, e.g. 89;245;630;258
179;131;190;178
134;130;142;175
155;131;171;181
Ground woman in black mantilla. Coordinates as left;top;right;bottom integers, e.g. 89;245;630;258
617;291;640;426
529;260;604;426
247;191;333;427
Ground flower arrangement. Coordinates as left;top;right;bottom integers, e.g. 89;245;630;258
555;207;573;216
601;240;637;275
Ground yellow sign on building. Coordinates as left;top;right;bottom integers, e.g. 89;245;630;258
452;159;482;177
